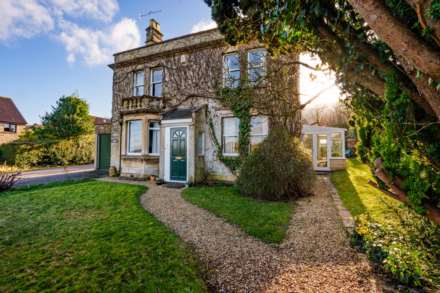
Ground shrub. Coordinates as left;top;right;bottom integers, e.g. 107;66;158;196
237;127;315;201
353;212;440;288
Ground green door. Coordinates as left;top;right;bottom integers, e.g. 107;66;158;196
170;128;187;181
98;134;111;170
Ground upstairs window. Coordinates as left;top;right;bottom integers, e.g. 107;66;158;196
222;117;239;156
223;53;240;88
248;49;267;84
148;121;160;155
250;116;268;151
133;70;144;96
150;68;163;97
127;120;142;155
3;123;16;133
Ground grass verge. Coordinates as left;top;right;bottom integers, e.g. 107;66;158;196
182;186;293;244
0;180;206;292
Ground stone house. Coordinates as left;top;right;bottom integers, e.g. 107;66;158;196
0;97;27;144
108;20;346;183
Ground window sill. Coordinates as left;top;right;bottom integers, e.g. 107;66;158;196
122;154;160;162
222;153;239;157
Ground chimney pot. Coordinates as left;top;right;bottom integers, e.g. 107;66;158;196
146;19;163;45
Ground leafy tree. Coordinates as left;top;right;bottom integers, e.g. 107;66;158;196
41;96;94;139
205;0;440;224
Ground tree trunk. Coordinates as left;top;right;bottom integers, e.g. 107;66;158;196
348;0;440;82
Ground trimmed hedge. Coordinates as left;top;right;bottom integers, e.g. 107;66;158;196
0;134;94;168
237;127;315;201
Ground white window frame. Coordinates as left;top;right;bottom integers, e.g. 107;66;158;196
223;53;240;88
126;120;143;155
330;132;345;159
148;121;160;156
133;70;144;96
250;116;269;149
150;67;163;97
247;48;267;84
222;117;240;157
3;123;17;133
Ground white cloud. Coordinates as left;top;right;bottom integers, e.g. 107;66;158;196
49;0;119;22
0;0;54;41
109;18;141;53
0;0;119;42
191;20;217;33
58;18;141;66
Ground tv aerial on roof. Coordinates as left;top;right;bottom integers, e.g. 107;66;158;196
140;10;162;18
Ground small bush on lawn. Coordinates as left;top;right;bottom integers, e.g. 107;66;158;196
353;212;440;289
237;127;315;201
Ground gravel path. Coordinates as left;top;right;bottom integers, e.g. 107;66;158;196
140;176;379;292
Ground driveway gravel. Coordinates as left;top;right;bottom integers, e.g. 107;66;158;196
139;176;380;292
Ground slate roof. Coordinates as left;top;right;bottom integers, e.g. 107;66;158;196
0;96;27;125
162;108;194;120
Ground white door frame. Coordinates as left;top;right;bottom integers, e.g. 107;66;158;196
164;125;189;183
312;134;330;171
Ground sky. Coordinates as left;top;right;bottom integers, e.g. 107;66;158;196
0;0;339;124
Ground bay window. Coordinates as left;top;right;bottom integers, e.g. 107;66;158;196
127;120;142;154
150;68;163;97
148;121;160;155
223;53;240;88
248;49;266;84
133;70;144;96
222;117;239;155
250;116;268;151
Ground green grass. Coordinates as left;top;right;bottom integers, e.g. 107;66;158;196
182;186;293;244
330;159;403;226
0;180;206;292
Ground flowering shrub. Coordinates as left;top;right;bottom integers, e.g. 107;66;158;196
352;211;440;288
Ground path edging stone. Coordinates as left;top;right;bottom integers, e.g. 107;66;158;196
324;176;355;233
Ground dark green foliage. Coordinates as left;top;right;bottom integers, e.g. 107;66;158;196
428;0;440;20
0;181;206;292
183;185;293;243
41;95;94;139
237;127;315;201
354;75;440;215
354;213;440;288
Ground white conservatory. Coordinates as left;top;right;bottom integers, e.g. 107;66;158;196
301;125;347;171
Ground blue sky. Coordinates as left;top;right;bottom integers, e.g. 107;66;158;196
0;0;215;124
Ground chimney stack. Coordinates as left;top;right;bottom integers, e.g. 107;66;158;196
146;19;163;45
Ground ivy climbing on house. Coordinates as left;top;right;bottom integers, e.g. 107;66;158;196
207;85;255;174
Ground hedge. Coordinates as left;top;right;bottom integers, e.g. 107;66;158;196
0;134;94;168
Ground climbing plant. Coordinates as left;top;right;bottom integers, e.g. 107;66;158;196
208;85;254;174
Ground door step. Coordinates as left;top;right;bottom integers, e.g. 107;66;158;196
163;182;186;189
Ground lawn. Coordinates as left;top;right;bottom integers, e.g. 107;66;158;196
182;186;293;244
0;180;206;292
330;159;404;227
